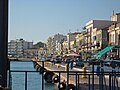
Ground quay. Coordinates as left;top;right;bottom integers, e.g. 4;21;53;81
32;58;120;90
8;58;120;90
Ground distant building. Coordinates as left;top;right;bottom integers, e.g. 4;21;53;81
8;38;33;58
47;37;53;55
47;33;67;55
24;48;47;59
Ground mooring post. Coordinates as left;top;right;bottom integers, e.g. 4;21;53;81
0;0;8;87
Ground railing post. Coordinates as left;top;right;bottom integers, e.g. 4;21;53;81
108;73;111;90
66;62;69;90
58;72;61;90
112;61;116;90
25;72;27;90
42;61;44;90
75;72;77;90
99;60;104;90
88;74;90;90
92;63;94;90
78;74;79;90
8;60;11;88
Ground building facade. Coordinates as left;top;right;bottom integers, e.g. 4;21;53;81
24;48;47;59
8;38;33;58
47;33;67;55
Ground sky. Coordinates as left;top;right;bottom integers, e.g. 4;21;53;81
8;0;120;44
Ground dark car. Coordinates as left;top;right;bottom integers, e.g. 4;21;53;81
54;58;62;63
87;59;100;65
103;59;112;66
64;58;72;63
46;56;52;61
73;59;84;67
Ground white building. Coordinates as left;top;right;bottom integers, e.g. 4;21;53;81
8;38;33;58
47;33;67;55
85;12;120;52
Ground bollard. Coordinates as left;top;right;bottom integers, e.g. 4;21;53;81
65;64;69;71
57;64;61;68
51;63;54;66
81;67;87;78
45;62;49;65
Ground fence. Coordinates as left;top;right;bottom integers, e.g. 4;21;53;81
8;59;120;90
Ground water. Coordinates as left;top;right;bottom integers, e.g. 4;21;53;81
10;60;57;90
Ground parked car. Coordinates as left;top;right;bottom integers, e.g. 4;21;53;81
46;56;52;61
117;62;120;67
64;58;72;63
103;59;112;67
73;59;84;67
87;59;100;65
54;58;62;63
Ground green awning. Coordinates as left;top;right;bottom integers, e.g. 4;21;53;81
93;45;115;58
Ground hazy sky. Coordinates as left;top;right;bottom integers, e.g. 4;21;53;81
8;0;120;43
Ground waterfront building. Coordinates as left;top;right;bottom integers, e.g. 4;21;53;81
75;31;86;52
47;33;67;55
47;37;53;55
8;38;33;58
108;22;120;58
84;12;120;55
24;48;47;59
24;48;39;58
62;40;68;54
67;32;78;53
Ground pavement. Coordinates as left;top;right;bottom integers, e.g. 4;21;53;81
32;59;120;90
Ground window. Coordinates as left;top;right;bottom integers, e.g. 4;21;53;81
118;34;120;45
93;36;96;41
111;34;115;43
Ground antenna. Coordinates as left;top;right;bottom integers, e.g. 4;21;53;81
69;29;71;33
113;10;115;15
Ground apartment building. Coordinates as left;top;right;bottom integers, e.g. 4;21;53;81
67;32;79;53
47;33;67;55
108;23;120;58
8;38;33;58
47;37;53;55
85;13;120;53
46;12;120;59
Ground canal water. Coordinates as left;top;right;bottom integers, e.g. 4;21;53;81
10;60;57;90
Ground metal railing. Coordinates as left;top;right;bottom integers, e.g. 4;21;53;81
8;60;120;90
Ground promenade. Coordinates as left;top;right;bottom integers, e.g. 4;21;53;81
33;59;120;90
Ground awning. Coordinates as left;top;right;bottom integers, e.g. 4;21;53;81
93;45;115;58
